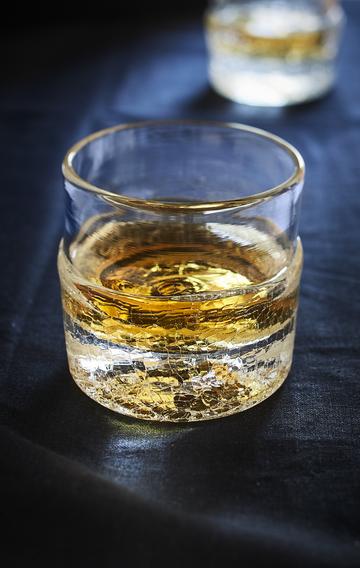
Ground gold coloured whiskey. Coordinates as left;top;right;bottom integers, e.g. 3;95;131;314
58;215;302;421
206;1;344;106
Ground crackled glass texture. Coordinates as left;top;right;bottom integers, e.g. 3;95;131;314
58;122;304;421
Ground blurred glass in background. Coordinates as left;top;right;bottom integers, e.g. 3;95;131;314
205;0;345;106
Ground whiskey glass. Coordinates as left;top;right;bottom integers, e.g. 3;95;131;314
205;0;345;106
58;120;304;422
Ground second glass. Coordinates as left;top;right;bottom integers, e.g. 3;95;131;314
59;121;304;422
205;0;345;106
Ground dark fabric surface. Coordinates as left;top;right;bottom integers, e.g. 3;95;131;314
1;3;360;566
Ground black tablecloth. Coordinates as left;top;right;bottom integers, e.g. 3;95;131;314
1;3;359;566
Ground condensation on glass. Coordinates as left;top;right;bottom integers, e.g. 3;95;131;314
58;121;305;422
205;0;345;106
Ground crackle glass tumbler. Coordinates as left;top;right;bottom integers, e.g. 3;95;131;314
58;120;304;422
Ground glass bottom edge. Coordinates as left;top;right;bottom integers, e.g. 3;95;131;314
65;323;295;422
70;370;288;422
208;64;335;107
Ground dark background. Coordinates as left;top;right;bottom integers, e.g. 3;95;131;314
1;1;359;566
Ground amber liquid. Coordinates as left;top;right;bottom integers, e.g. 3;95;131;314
206;3;332;60
58;216;302;421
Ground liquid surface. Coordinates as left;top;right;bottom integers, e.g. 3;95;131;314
59;217;302;421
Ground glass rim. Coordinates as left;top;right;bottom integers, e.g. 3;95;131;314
62;119;305;212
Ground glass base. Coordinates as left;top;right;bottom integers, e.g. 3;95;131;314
209;60;335;107
65;320;295;422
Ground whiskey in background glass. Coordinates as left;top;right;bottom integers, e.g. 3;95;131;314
206;0;345;106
